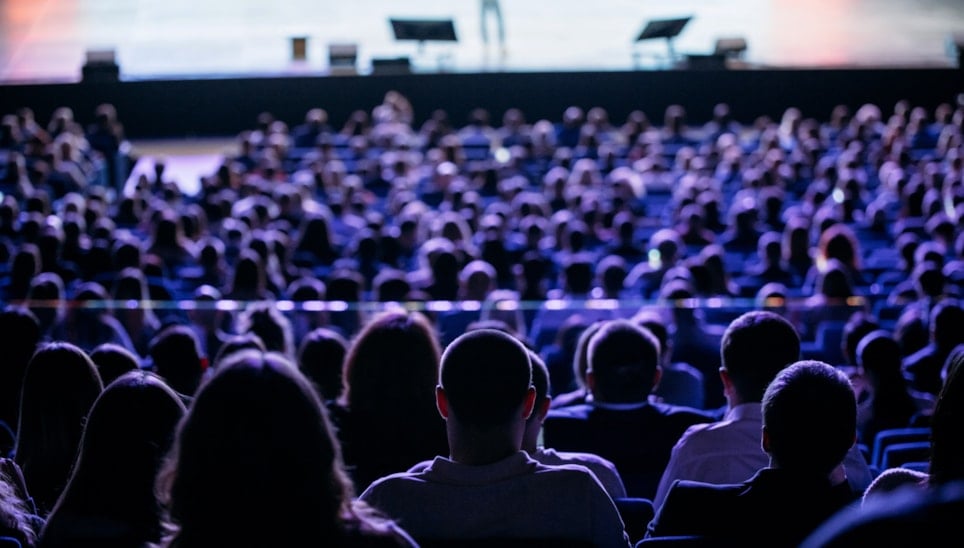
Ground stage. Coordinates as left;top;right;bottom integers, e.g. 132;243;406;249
1;0;962;83
0;0;961;141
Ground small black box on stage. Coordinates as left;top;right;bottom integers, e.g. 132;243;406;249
82;49;120;83
371;57;412;75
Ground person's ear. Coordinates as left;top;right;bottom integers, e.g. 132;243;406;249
761;426;771;454
586;370;596;395
652;365;663;391
521;386;536;420
436;385;449;419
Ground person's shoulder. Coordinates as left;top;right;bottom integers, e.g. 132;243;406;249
651;401;717;421
545;403;593;420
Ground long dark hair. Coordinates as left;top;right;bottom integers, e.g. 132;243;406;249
157;350;395;547
41;370;186;545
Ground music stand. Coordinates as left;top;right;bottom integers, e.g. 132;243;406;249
634;16;692;66
390;18;458;54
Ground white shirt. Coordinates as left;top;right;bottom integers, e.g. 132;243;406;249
360;451;631;547
532;446;628;500
653;403;874;509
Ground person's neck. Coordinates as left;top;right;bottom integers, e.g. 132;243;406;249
448;426;523;466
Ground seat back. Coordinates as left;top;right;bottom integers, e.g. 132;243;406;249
871;427;931;469
615;497;656;545
880;440;931;470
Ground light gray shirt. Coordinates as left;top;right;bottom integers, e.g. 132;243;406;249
360;451;631;547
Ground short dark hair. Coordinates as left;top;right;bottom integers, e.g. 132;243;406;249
439;329;532;429
149;325;204;397
762;360;856;475
721;311;801;402
588;319;660;403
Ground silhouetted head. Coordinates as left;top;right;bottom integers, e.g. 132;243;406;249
439;329;533;430
159;350;357;546
587;319;661;403
721;311;801;403
762;360;857;476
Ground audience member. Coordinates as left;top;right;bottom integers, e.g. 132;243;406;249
156;350;416;547
853;330;935;447
39;371;186;548
296;326;349;404
0;306;41;454
360;329;630;546
0;457;44;547
653;311;872;508
523;350;627;499
543;319;715;499
14;342;104;516
647;360;862;546
147;325;206;403
88;342;141;386
860;343;964;502
903;298;964;395
333;311;448;493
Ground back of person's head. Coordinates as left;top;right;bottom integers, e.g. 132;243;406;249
44;371;185;543
633;310;670;364
931;299;964;349
587;319;660;403
721;311;801;403
894;306;930;357
856;330;904;386
0;306;40;426
89;342;141;386
342;311;441;414
842;311;881;366
297;327;348;402
158;350;358;546
762;360;856;476
211;332;266;369
931;344;964;485
15;342;103;514
148;325;204;397
439;329;533;430
235;302;294;357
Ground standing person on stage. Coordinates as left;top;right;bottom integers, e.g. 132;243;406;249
481;0;506;55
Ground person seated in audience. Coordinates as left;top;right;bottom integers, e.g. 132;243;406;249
653;311;873;509
156;349;417;547
550;320;605;409
634;309;705;410
0;457;44;547
49;282;136;356
38;371;186;548
802;478;964;547
861;343;964;502
296;326;348;405
147;325;206;404
543;319;715;499
658;279;727;410
14;342;104;516
903;298;964;396
88;343;141;387
0;306;41;455
853;330;935;448
647;360;862;546
332;311;448;493
524;350;627;500
360;329;631;546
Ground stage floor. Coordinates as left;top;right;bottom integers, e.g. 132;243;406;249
2;0;962;83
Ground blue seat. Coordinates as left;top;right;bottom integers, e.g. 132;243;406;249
615;497;655;545
871;427;931;470
880;441;931;470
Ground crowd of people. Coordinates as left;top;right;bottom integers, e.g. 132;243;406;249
0;89;963;546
